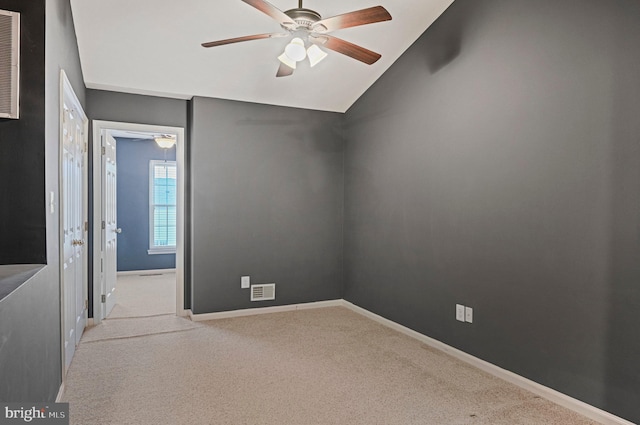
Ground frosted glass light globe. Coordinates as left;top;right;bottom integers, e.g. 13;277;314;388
284;38;307;62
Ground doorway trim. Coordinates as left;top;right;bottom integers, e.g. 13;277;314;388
92;120;186;323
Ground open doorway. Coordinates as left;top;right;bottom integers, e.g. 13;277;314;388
92;121;186;324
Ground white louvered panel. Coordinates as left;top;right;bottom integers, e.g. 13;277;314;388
250;284;276;301
0;10;19;119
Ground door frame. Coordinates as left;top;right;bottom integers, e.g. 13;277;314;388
59;70;88;374
91;120;186;323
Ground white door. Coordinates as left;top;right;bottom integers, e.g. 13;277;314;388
61;74;87;372
101;132;118;318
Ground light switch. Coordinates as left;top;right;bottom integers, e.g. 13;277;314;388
456;304;465;322
465;307;473;323
241;276;250;289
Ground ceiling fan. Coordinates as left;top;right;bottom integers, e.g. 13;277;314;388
201;0;392;77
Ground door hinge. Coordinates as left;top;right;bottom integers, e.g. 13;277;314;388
101;220;105;229
84;299;88;310
101;294;106;303
84;221;89;232
101;146;106;155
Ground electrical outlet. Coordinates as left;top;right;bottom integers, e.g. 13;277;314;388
241;276;250;289
456;304;465;322
465;306;473;323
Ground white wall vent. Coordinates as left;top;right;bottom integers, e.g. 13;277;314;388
0;9;19;119
251;283;275;301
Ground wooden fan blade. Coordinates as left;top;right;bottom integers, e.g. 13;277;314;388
276;63;295;77
310;35;381;65
241;0;297;28
202;33;288;48
311;6;391;33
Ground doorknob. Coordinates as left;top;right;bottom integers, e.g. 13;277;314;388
115;228;122;234
72;239;85;246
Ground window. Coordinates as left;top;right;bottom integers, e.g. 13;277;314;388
149;160;177;254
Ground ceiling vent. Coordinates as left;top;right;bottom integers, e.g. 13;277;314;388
251;284;275;302
0;9;19;119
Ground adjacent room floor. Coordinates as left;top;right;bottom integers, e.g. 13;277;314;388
107;271;176;319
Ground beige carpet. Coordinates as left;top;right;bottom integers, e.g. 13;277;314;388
64;307;598;425
108;272;176;318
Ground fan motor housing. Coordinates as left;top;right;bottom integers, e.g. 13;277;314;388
284;8;321;29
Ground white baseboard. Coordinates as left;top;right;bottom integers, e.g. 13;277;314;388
340;300;634;425
188;299;343;322
55;382;65;402
117;268;176;276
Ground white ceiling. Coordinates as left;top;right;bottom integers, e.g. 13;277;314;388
70;0;454;113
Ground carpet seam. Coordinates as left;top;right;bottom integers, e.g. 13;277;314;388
105;312;176;320
81;327;199;344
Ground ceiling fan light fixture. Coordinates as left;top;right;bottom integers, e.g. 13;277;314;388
155;136;176;149
307;44;328;67
278;52;297;69
284;37;307;62
200;2;393;78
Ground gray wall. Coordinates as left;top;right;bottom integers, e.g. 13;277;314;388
190;97;344;313
0;0;46;265
0;0;85;402
343;0;640;422
0;269;59;401
116;138;176;271
86;90;188;129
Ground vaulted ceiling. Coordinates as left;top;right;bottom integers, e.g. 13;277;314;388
70;0;454;113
